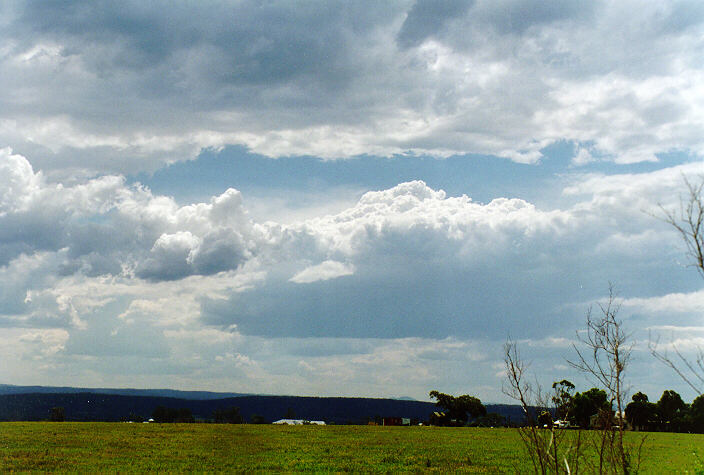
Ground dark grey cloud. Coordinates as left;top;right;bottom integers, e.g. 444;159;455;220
133;229;251;281
201;234;692;340
190;228;249;275
476;0;590;34
658;0;704;34
397;0;473;48
0;0;701;177
0;255;74;326
11;0;397;93
201;262;580;339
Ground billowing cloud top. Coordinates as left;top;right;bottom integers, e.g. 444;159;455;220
1;145;703;399
1;0;703;179
0;148;257;281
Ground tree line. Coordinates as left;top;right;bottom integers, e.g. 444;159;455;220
149;406;267;424
427;385;704;433
625;390;704;432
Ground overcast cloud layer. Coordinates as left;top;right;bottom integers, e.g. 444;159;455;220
2;1;704;402
1;0;703;179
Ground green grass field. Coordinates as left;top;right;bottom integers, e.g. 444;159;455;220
1;422;703;472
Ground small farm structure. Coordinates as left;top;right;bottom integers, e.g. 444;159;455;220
382;417;411;426
272;419;325;425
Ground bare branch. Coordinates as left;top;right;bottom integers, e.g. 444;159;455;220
652;175;704;394
504;338;583;474
567;285;638;474
648;334;703;395
658;175;704;278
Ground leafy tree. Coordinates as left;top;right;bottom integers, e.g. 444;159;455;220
551;379;575;420
569;388;609;429
152;406;167;422
689;394;704;433
50;406;65;422
473;412;507;427
537;411;552;428
631;391;648;403
429;390;486;425
625;392;657;431
214;406;243;424
176;408;194;423
657;390;686;423
250;414;267;424
152;406;194;423
657;390;687;431
122;412;144;423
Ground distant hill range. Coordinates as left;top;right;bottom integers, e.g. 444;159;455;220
0;384;524;424
0;384;249;400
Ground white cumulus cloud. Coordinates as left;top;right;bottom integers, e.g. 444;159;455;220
290;260;356;284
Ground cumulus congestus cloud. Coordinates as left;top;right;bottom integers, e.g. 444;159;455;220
0;148;258;281
199;174;696;339
1;148;703;398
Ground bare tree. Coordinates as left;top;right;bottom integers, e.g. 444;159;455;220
504;339;583;474
567;285;641;474
649;339;704;395
652;176;704;394
505;286;645;474
659;177;704;279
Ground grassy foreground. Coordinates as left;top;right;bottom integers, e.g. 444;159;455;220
1;422;703;472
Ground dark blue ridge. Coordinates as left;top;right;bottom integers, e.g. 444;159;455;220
0;390;525;425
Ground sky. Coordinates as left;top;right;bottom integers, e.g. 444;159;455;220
1;0;704;403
